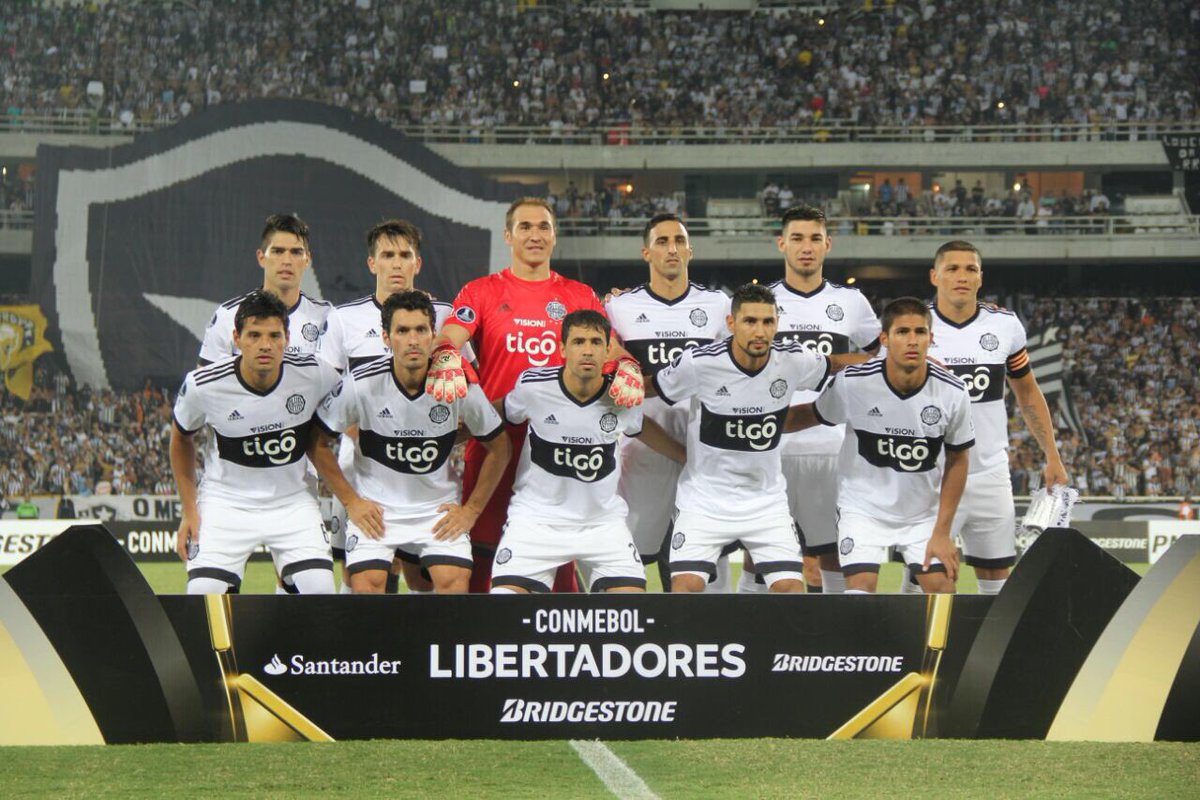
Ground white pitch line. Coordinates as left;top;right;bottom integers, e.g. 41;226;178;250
570;739;660;800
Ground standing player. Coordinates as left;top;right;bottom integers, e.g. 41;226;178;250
791;298;974;594
929;241;1068;594
605;213;731;587
424;198;644;593
651;283;842;593
754;204;881;595
309;291;509;593
172;291;341;594
321;219;467;594
198;213;333;366
492;311;678;594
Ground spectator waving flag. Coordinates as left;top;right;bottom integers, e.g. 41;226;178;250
1025;325;1086;440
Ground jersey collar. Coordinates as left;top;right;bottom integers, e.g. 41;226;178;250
234;356;285;397
725;339;769;378
558;369;607;407
882;364;929;400
390;358;428;401
780;279;827;299
933;303;980;329
643;283;692;306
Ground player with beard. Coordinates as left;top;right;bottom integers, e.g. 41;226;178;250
744;205;882;595
425;198;644;592
605;213;731;590
173;290;340;594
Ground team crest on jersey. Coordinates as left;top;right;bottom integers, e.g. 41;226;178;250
920;405;942;425
455;306;477;324
689;309;709;327
429;404;451;424
301;322;320;342
599;412;618;433
826;304;845;322
671;531;686;550
979;332;1000;351
496;548;512;565
345;534;358;553
840;537;854;555
545;300;567;321
769;379;789;399
286;394;306;414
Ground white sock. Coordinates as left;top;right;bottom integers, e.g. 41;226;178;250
188;576;233;594
289;568;335;594
819;568;845;594
737;570;768;594
900;571;925;594
274;583;291;595
708;554;733;593
490;586;520;594
978;577;1006;595
844;588;870;595
338;581;353;595
407;587;433;595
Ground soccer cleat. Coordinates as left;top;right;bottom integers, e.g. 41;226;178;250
426;343;469;402
604;355;644;408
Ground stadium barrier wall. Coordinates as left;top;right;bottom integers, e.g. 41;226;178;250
1;526;1196;744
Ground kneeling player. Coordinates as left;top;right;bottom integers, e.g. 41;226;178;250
172;290;341;594
790;297;973;593
492;311;681;594
309;291;509;593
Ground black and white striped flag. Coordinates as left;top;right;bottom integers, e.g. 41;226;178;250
1025;326;1085;438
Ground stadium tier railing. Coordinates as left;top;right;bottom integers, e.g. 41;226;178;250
557;214;1200;238
0;210;34;230
3;110;1197;145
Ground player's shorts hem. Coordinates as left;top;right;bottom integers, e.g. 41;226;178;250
801;541;838;557
492;574;551;594
591;576;647;592
394;547;421;565
187;566;241;589
909;563;948;576
347;558;392;576
755;559;805;575
964;554;1016;569
842;563;881;576
421;554;474;570
670;559;716;577
280;558;334;579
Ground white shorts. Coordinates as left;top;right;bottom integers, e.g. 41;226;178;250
837;511;943;576
669;509;802;587
782;452;840;555
188;495;332;589
492;516;646;593
343;512;473;575
952;466;1017;568
618;435;683;559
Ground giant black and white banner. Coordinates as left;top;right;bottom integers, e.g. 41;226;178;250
32;100;534;390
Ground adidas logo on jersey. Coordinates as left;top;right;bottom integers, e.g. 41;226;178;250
544;414;559;424
635;313;650;323
716;386;731;396
868;406;883;417
377;408;393;419
499;303;512;312
227;410;244;421
364;329;378;338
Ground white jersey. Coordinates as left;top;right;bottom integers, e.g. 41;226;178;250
814;360;975;525
321;296;462;371
504;367;643;524
173;354;340;506
606;282;730;437
768;279;881;455
928;303;1030;474
315;357;503;515
198;291;333;366
653;339;830;520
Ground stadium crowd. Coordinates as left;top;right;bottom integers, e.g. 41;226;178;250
3;0;1196;132
2;294;1195;502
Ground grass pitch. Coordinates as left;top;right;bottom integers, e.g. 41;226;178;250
1;739;1196;799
